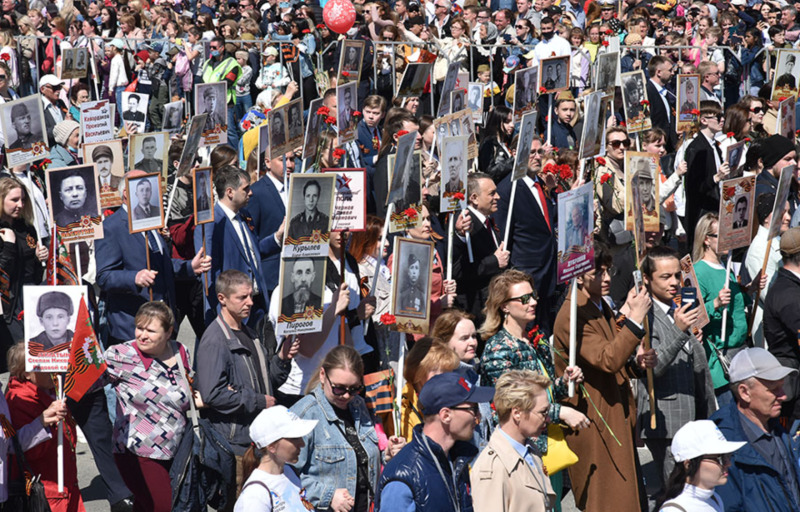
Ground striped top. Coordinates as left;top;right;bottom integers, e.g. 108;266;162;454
105;341;191;460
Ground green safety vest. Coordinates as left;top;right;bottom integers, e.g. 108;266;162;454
202;55;242;105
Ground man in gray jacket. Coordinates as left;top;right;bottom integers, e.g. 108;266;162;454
195;269;298;509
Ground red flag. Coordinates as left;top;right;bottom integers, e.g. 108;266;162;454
46;226;79;286
64;297;106;402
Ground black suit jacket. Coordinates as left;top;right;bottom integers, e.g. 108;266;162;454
645;80;678;153
453;208;502;322
684;134;722;249
247;176;285;294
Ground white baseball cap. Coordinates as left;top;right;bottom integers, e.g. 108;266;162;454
671;420;746;462
39;74;65;89
249;406;317;449
728;348;797;383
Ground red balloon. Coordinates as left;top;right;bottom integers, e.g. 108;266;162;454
323;0;356;34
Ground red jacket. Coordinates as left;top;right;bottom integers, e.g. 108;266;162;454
6;377;84;512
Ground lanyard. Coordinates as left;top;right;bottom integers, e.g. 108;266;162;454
420;433;460;512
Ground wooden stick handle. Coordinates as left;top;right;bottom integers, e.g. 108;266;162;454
146;237;153;302
339;230;347;346
644;315;656;430
202;224;208;297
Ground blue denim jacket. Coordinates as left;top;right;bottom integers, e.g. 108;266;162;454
290;385;381;509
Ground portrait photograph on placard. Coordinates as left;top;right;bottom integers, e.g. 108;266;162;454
286;99;305;148
302;98;324;161
0;95;49;166
162;100;185;134
461;113;478;160
631;175;647;264
388;131;422;232
83;140;125;208
177;113;207;178
625;152;661;232
440;136;468;213
195;81;228;146
579;90;603;160
768;165;794;239
397;63;432;98
718;175;756;252
467;82;484;123
268;105;289;158
257;123;270;177
677;74;700;132
276;257;327;336
126;172;165;234
80;99;114;144
538;56;570;94
283;173;336;258
24;285;86;372
46;164;103;244
450;89;466;113
337;82;359;144
513;112;537;181
193;167;214;225
726;140;747;178
391;237;434;334
437;62;460;117
557;183;595;283
129;132;170;178
121;91;148;134
595;52;618;95
679;255;711;329
338;39;365;85
621;70;651;133
60;48;88;80
513;66;538;122
778;96;796;140
324;168;366;232
771;49;800;101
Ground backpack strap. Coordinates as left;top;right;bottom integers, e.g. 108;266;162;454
241;480;274;509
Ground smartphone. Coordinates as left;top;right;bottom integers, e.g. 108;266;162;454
633;270;643;293
681;287;698;310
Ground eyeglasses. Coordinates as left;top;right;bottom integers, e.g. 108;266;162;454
608;139;631;148
450;404;480;417
702;454;731;467
506;292;538;304
326;378;364;397
706;233;718;238
0;75;7;80
704;113;724;121
532;404;551;421
516;24;527;28
751;107;765;114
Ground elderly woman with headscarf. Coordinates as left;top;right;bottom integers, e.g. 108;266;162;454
472;21;498;77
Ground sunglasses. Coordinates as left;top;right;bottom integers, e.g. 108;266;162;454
450;404;480;416
704;113;724;121
706;233;718;238
327;378;364;397
751;107;765;114
608;139;631;148
702;454;731;466
506;292;538;304
0;75;7;80
515;24;527;28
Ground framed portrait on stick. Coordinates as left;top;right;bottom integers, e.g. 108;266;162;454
440;136;468;213
595;52;618;96
193;167;214;225
302;98;324;161
579;91;603;160
625;152;661;233
176;114;207;178
557;183;595;283
387;131;422;233
126;173;165;234
121;91;148;134
46;164;103;244
726;140;747;178
283;173;336;258
631;174;647;265
397;63;433;98
679;255;711;329
276;257;327;336
717;175;756;253
285;99;305;151
538;56;570;94
768;165;794;239
620;70;652;133
24;285;87;372
80;99;114;144
513;66;538;122
268;104;289;159
778;96;796;141
194;81;228;146
83;140;124;209
338;39;365;85
324;168;366;232
129;132;170;179
0;96;49;166
676;74;700;133
512;112;537;181
771;49;800;102
390;237;434;334
336;82;359;145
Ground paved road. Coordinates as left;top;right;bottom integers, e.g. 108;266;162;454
8;318;660;511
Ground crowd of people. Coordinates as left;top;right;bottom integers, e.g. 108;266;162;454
3;0;800;511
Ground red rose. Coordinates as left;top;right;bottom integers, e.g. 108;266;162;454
333;148;346;159
302;29;310;34
380;313;396;325
397;130;410;137
341;70;350;77
602;41;609;47
600;173;612;184
539;86;547;94
0;54;9;62
352;110;361;117
640;100;649;106
596;156;606;166
316;106;330;116
726;131;735;138
542;162;557;175
690;109;700;116
744;137;751;142
324;116;337;125
452;192;465;201
404;207;418;218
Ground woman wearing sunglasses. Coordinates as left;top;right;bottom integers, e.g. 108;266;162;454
290;346;405;512
736;95;769;139
594;126;633;252
479;269;588;510
657;420;745;511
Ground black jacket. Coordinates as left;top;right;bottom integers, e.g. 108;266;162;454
764;267;800;364
645;80;678;153
684;133;722;249
478;137;513;184
453;208;502;323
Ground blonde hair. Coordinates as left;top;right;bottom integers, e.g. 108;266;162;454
0;176;34;227
479;269;534;339
431;309;474;346
691;212;719;263
403;338;460;392
493;370;551;423
305;345;364;394
6;342;25;379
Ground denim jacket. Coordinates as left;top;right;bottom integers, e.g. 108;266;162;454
290;384;381;509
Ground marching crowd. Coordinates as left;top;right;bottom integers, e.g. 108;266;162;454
3;0;800;511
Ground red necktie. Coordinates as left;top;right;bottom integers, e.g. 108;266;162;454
534;181;551;231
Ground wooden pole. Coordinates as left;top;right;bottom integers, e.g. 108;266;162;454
146;234;153;302
644;315;656;429
446;213;454;281
202;224;208;297
568;278;578;398
503;180;518;249
720;251;733;343
339;230;347;345
546;94;553;146
747;238;773;339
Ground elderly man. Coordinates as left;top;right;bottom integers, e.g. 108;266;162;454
281;258;323;317
711;348;800;512
40;74;67;146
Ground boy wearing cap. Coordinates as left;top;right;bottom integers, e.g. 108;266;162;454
376;372;494;512
29;291;74;353
710;348;800;512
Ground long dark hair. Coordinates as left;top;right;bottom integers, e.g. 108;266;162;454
482;106;512;147
656;458;702;509
101;7;118;33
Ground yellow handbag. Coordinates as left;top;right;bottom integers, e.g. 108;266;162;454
537;360;579;474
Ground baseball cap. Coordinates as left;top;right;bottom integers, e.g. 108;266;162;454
143;42;163;53
109;39;125;50
781;227;800;255
671;420;746;462
39;74;65;89
405;16;425;29
728;348;798;383
503;55;520;74
731;0;745;5
249;406;318;449
419;372;495;415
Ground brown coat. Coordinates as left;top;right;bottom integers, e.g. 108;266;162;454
471;429;555;512
553;291;645;512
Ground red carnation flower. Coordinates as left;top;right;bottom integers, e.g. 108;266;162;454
397;130;410;137
16;310;23;321
324;116;337;125
341;70;350;77
596;156;606;166
619;120;627;127
42;158;52;165
380;313;396;325
539;86;547;94
452;192;465;201
640;100;649;106
333;148;346;159
605;29;613;35
557;164;573;180
690;109;700;116
0;54;9;62
780;97;788;102
726;131;735;138
242;120;252;130
404;207;418;218
600;173;612;184
353;110;362;117
527;326;544;348
103;209;115;217
317;106;330;116
302;29;310;34
602;41;609;47
542;162;557;175
316;24;325;29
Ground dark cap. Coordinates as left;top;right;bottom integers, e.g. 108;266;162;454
405;15;424;28
419;372;495;415
761;135;796;171
37;291;74;317
756;193;776;225
92;144;114;161
781;227;800;254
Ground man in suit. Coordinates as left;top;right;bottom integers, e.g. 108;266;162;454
453;172;510;323
132;178;160;219
96;170;212;345
637;245;715;497
495;136;559;333
122;94;145;123
338;87;355;134
39;74;67;147
646;56;678;153
356;95;386;213
699;61;722;105
134;136;163;174
247;152;290;295
195;165;282;327
201;86;226;133
281;258;323;316
8;103;38;150
270;112;286;148
733;196;749;229
286;179;330;243
94;145;121;192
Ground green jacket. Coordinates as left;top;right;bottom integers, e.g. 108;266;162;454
202;54;242;105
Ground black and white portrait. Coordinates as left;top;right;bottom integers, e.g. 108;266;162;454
387;130;420;211
126;173;164;234
467;82;483;122
61;48;88;80
726;140;746;178
538;56;570;94
337;81;358;144
441;136;468;212
268;106;288;158
772;50;800;101
45;164;103;243
162;100;184;134
437;62;460;117
258;123;270;177
678;75;700;120
450;89;465;113
277;257;326;334
397;63;432;98
195;81;227;144
287;100;304;144
130;132;169;177
177;114;208;178
595;52;618;93
339;39;365;85
193;167;214;225
302;98;324;161
449;118;462;137
514;111;537;181
514;66;538;121
733;195;749;229
24;285;86;372
284;173;335;257
580;91;603;160
391;238;433;320
121;91;149;134
84;140;124;208
1;96;49;166
621;70;651;132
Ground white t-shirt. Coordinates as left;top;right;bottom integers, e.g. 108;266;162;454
234;467;308;512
